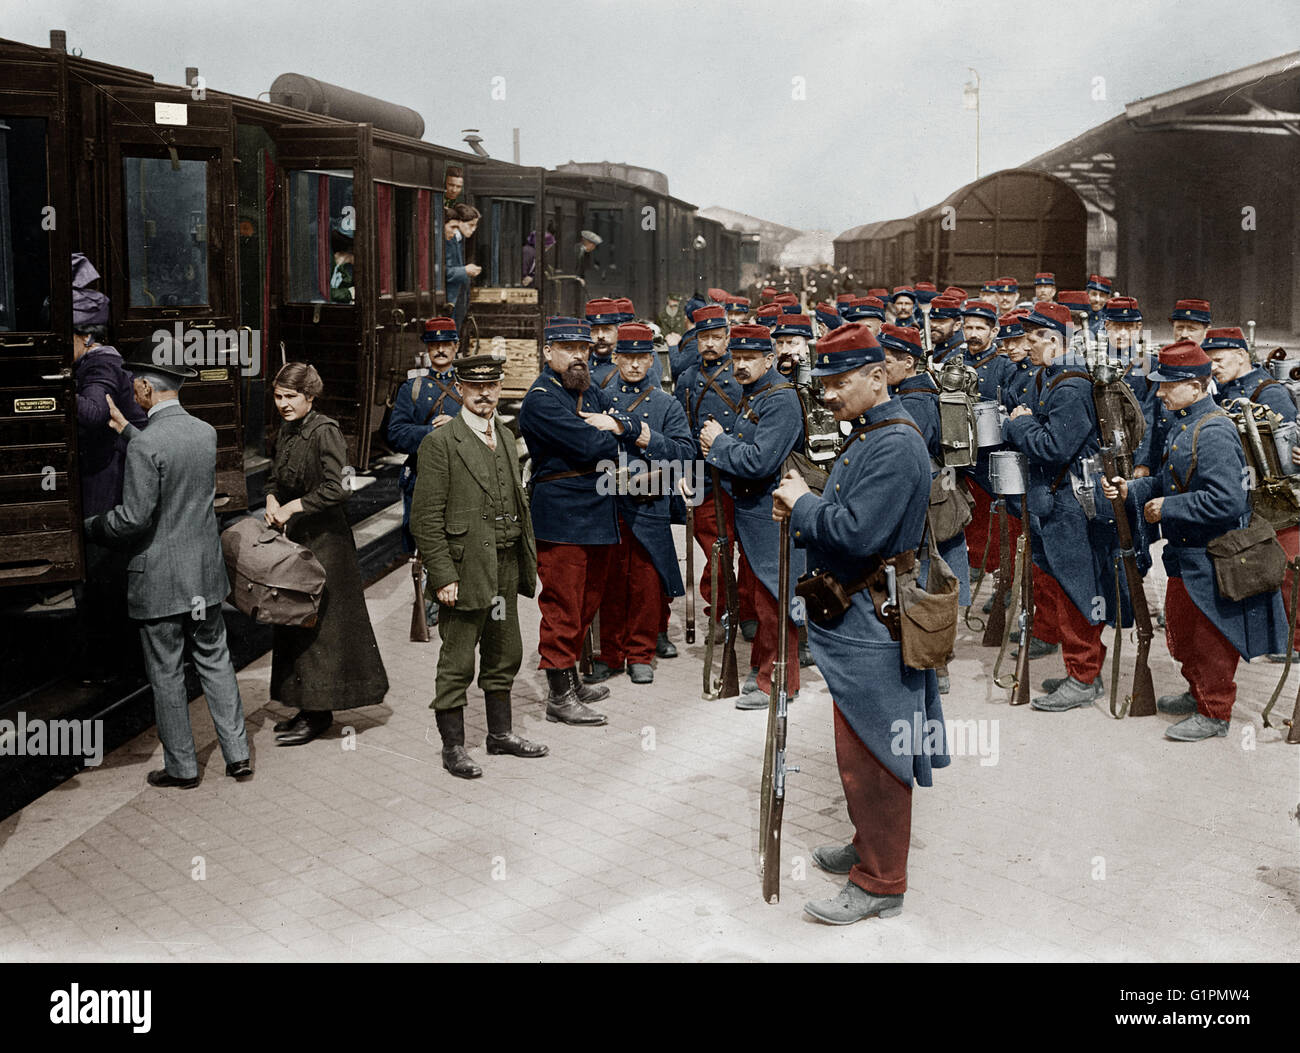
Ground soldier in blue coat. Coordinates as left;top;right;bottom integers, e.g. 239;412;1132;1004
674;303;756;632
588;296;663;390
666;294;714;379
1205;324;1299;658
699;324;805;709
1102;340;1289;740
772;321;948;924
841;296;885;337
881;324;972;616
389;317;462;554
1004;302;1132;711
518;317;644;725
926;295;967;369
964;300;1009;401
1085;274;1112;338
998;313;1037;411
587;323;695;684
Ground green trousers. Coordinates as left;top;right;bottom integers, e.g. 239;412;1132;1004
431;543;523;711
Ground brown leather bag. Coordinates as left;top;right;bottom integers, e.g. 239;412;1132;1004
896;515;960;669
221;517;327;627
1206;516;1287;602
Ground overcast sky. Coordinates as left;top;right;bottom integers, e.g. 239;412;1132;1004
10;0;1298;234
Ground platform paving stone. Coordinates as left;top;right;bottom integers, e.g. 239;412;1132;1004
0;527;1297;961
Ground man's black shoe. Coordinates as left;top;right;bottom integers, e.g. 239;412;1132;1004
147;769;199;789
275;711;332;746
273;710;303;733
442;745;483;778
656;632;678;658
225;759;253;779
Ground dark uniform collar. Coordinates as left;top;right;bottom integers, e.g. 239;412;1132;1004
1174;394;1218;421
847;397;905;431
616;375;654;394
898;372;938;392
740;365;782;395
701;352;732;372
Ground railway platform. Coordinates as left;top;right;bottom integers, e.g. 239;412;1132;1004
0;528;1296;963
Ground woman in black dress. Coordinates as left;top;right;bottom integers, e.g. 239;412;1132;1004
265;362;389;745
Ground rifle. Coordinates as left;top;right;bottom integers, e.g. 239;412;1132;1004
685;482;696;645
580;621;595;676
410;554;430;643
703;466;741;699
1009;514;1034;706
760;516;793;903
1095;387;1156;718
1262;557;1300;735
981;500;1012;648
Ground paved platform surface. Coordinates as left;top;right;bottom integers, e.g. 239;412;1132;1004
1;528;1297;962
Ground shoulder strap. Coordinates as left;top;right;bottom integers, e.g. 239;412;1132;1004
846;416;925;443
625;386;655;415
738;380;796;423
1047;369;1092;391
1250;377;1282;403
691;360;741;429
1168;408;1230;493
601;369;618;389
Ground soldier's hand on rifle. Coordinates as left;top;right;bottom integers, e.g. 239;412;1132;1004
1143;497;1163;524
772;469;809;521
578;410;623;434
1009;405;1033;420
678;477;694;501
437;581;458;607
1101;475;1127;502
699;418;723;453
431;414;453;428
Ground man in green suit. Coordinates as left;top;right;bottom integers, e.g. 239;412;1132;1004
410;354;547;778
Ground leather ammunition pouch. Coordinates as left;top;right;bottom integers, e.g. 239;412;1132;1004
928;466;974;543
1206;516;1287;602
797;550;917;629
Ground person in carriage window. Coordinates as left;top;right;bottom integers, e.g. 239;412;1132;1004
328;214;355;303
445;203;482;330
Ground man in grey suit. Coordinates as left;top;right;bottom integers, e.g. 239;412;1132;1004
84;357;251;787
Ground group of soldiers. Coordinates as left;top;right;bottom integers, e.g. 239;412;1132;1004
385;269;1299;925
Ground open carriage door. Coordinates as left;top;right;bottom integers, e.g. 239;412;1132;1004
103;85;246;511
466;163;545;400
272;123;375;466
0;45;77;586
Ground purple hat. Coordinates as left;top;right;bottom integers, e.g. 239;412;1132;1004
71;253;109;328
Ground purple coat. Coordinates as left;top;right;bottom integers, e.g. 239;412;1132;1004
75;345;148;516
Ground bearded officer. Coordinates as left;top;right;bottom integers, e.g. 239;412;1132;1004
389;317;462;554
1204;325;1299;657
699;324;804;709
518;316;645;724
773;321;948;924
1005;302;1132;709
412;353;547;778
926;296;967;368
585;323;694;684
1102;341;1289;739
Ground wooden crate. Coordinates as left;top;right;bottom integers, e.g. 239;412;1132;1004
471;286;538;305
483;335;540;394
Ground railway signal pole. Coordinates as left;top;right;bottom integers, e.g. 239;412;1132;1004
964;68;980;180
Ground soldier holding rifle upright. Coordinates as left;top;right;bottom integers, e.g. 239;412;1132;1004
772;322;948;924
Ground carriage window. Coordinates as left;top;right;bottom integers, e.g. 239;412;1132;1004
287;169;355;304
0;117;52;333
417;188;431;289
478;197;535;288
122;156;210;308
583;207;622;292
394;186;416;293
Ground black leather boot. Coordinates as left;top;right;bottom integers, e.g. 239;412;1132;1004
273;709;303;733
274;710;331;746
544;668;607;726
434;708;482;778
484;690;549;757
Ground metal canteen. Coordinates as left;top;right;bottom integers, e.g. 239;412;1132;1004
974;399;1007;448
989;450;1028;495
1266;356;1300;382
1273;420;1299;477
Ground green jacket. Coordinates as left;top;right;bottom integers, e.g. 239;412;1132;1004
410;412;537;605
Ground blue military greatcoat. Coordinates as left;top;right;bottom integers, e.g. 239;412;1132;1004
1004;360;1131;627
894;372;972;605
999;358;1038;412
676;352;744;496
789;400;949;787
1125;397;1287;658
1215;367;1298;423
605;374;694;596
389;367;462;549
703;366;804;607
929;331;967;371
592;349;662;392
518;366;640;545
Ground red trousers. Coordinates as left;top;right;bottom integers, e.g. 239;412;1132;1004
1279;524;1299;629
1032;566;1105;682
598;518;663;667
965;479;1023;574
752;570;800;694
1165;576;1240;720
536;541;612;669
834;705;912;895
692;492;757;623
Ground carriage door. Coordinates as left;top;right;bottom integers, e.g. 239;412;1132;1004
0;47;78;586
272;124;375;466
103;87;246;511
